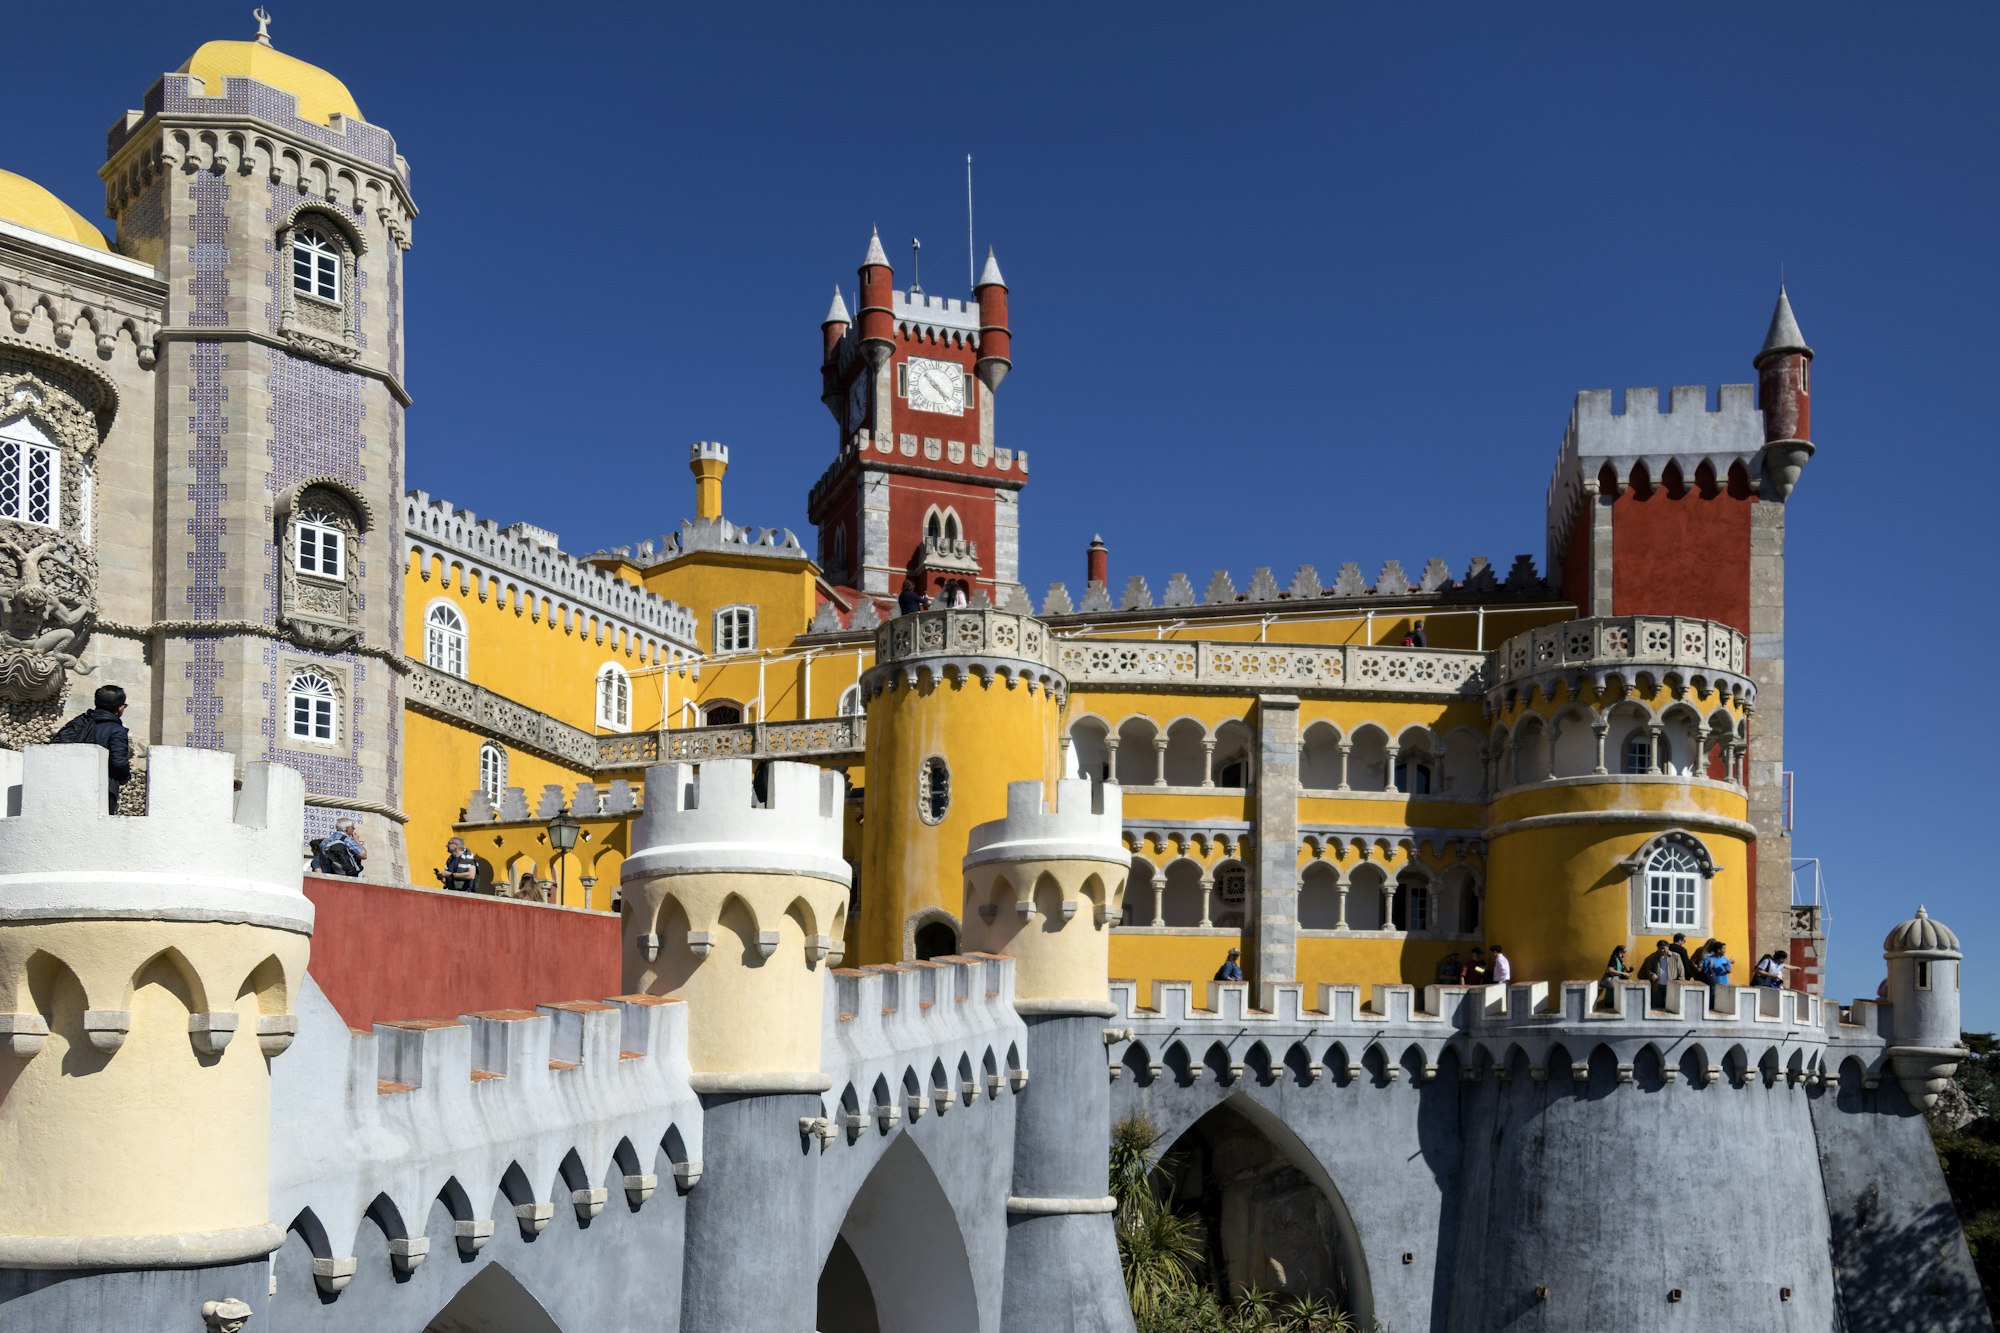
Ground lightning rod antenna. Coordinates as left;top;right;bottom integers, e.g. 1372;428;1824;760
967;154;975;291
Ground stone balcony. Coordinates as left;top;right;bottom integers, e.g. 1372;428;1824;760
1485;615;1752;706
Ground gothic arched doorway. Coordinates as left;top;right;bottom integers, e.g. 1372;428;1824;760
1151;1094;1371;1323
423;1263;567;1333
816;1134;979;1332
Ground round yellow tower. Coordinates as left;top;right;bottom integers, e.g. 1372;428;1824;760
961;776;1129;1007
857;607;1065;964
620;757;849;1088
0;746;311;1267
1480;616;1756;987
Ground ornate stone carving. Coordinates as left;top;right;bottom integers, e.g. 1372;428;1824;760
201;1298;253;1333
0;368;104;712
0;526;97;701
280;328;362;366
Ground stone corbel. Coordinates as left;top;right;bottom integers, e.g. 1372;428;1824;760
959;1078;977;1104
312;1256;358;1294
388;1237;428;1273
685;931;714;960
453;1219;494;1254
904;1092;926;1121
624;1173;657;1206
799;1116;837;1151
1014;900;1040;920
257;1014;298;1058
513;1201;553;1236
1009;1066;1031;1092
753;930;780;960
189;1011;238;1057
571;1188;607;1221
83;1009;130;1054
876;1100;901;1131
201;1298;253;1333
671;1160;703;1192
986;1073;1006;1096
805;934;834;964
843;1110;868;1141
0;1013;48;1058
638;933;661;962
1059;899;1078;922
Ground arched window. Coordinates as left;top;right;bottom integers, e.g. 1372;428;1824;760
0;414;59;528
294;509;345;580
918;755;950;824
702;701;743;726
292;227;340;302
1644;844;1701;930
942;510;960;543
287;670;337;744
1622;732;1654;775
925;510;943;541
596;663;631;730
714;605;756;655
838;685;862;718
425;601;467;677
479;742;507;807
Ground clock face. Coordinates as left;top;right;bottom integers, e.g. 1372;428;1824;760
846;374;869;432
905;355;966;416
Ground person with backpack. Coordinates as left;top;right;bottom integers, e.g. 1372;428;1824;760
313;819;367;877
52;684;131;814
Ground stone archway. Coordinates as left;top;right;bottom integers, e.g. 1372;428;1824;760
1154;1094;1372;1324
817;1134;979;1333
424;1264;566;1333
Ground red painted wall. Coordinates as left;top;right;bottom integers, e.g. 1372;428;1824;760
1610;487;1754;632
304;877;622;1028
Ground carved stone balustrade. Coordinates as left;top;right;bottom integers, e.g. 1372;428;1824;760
1484;616;1753;708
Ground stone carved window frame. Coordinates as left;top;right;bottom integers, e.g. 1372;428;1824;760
275;201;365;364
280;662;348;749
0;358;110;714
1623;829;1718;936
276;478;372;653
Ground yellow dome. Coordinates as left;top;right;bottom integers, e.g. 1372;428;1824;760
179;39;362;126
0;169;109;252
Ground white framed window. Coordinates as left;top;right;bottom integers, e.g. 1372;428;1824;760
0;417;59;528
294;511;345;580
479;741;507;806
1621;733;1653;775
596;663;631;730
292;226;340;302
425;601;467;677
838;685;862;718
287;670;338;744
1644;844;1701;929
714;605;756;655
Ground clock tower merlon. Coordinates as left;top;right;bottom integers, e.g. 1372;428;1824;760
807;227;1024;604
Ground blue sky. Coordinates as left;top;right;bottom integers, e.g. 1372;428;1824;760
8;4;1996;1021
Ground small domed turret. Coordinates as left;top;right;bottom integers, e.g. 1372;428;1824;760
1882;904;1966;1111
1884;904;1962;957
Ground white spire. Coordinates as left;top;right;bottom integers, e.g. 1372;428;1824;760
861;226;890;269
976;246;1006;289
823;285;850;325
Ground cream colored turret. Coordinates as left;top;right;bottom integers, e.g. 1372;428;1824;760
961;778;1128;1010
0;745;311;1267
620;758;849;1090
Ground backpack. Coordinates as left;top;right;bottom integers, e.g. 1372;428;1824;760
51;711;95;745
317;838;361;877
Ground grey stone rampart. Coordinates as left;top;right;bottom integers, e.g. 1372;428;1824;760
265;978;701;1331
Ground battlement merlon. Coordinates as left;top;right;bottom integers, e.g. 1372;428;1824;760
623;759;849;886
1544;384;1764;566
892;289;982;342
965;779;1128;871
0;746;311;935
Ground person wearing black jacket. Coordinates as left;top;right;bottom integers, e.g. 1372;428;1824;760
54;684;131;814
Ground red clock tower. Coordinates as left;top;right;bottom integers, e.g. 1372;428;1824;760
807;230;1021;607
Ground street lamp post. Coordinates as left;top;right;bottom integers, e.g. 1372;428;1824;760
547;808;581;906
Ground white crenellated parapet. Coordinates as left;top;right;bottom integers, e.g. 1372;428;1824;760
0;745;313;1268
818;954;1028;1139
270;983;702;1293
962;780;1128;1012
1102;974;1903;1094
620;759;851;1092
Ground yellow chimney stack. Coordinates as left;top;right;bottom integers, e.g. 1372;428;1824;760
690;441;729;521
